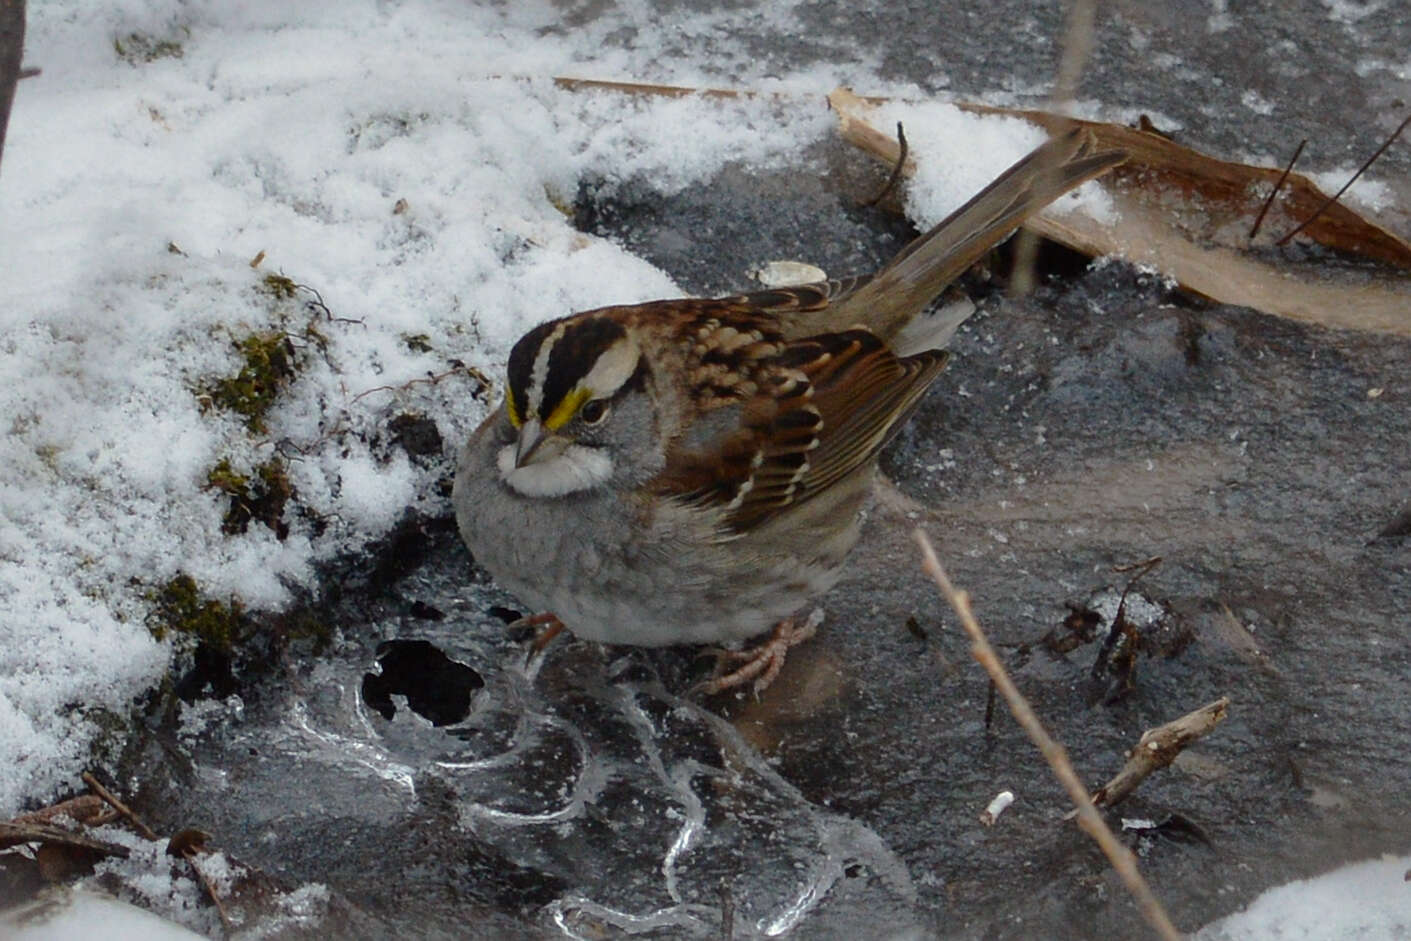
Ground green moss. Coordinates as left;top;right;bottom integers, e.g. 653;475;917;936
205;458;247;494
260;273;299;300
114;30;187;64
205;457;294;537
201;332;298;433
147;575;244;652
280;609;334;654
401;332;433;353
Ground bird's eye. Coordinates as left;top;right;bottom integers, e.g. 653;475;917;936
579;398;610;425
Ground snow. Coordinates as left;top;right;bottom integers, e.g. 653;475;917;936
2;888;206;940
869;98;1119;229
1196;853;1411;940
1308;169;1394;213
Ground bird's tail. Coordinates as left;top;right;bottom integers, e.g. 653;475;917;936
832;126;1126;346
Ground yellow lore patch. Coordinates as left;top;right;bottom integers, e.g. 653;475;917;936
543;386;590;431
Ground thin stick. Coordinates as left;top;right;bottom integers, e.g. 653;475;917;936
554;76;753;101
184;850;234;933
0;820;131;857
913;529;1183;941
82;770;160;841
1248;139;1306;240
862;122;908;207
1090;697;1230;809
1276;112;1411;246
348;363;486;405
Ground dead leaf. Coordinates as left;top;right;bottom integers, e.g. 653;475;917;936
828;88;1411;335
166;828;212;858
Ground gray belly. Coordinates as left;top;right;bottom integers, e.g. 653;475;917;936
453;435;860;647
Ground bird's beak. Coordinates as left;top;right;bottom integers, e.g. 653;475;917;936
514;418;546;468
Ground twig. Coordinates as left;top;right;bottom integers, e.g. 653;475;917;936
1092;556;1164;698
1049;0;1097;113
1089;697;1230;809
913;529;1183;941
348;363;490;405
169;828;235;934
82;770;160;841
554;76;755;101
295;281;363;326
1276;112;1411;246
184;849;234;933
0;820;131;857
862;122;908;207
1248;138;1306;240
1112;555;1162;576
828;88;912;169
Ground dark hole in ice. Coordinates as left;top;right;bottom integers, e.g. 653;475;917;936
487;605;523;625
361;638;484;726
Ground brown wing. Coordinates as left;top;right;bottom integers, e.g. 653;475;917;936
713;277;872;335
652;328;948;535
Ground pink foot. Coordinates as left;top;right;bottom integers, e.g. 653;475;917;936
509;612;566;664
695;610;823;696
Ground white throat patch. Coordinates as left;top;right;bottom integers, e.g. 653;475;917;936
497;443;613;497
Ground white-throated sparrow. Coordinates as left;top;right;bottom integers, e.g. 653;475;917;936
454;128;1124;692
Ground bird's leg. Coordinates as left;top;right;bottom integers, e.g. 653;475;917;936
509;612;566;664
695;609;823;696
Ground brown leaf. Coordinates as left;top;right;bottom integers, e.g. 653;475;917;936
961;102;1411;269
11;795;115;828
166;827;212;857
829;87;1411;336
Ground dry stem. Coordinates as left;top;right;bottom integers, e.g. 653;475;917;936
862;121;908;207
83;770;159;841
1090;697;1230;809
85;772;232;931
1249;139;1306;240
0;820;131;857
913;529;1182;941
1276;111;1411;246
183;849;234;933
